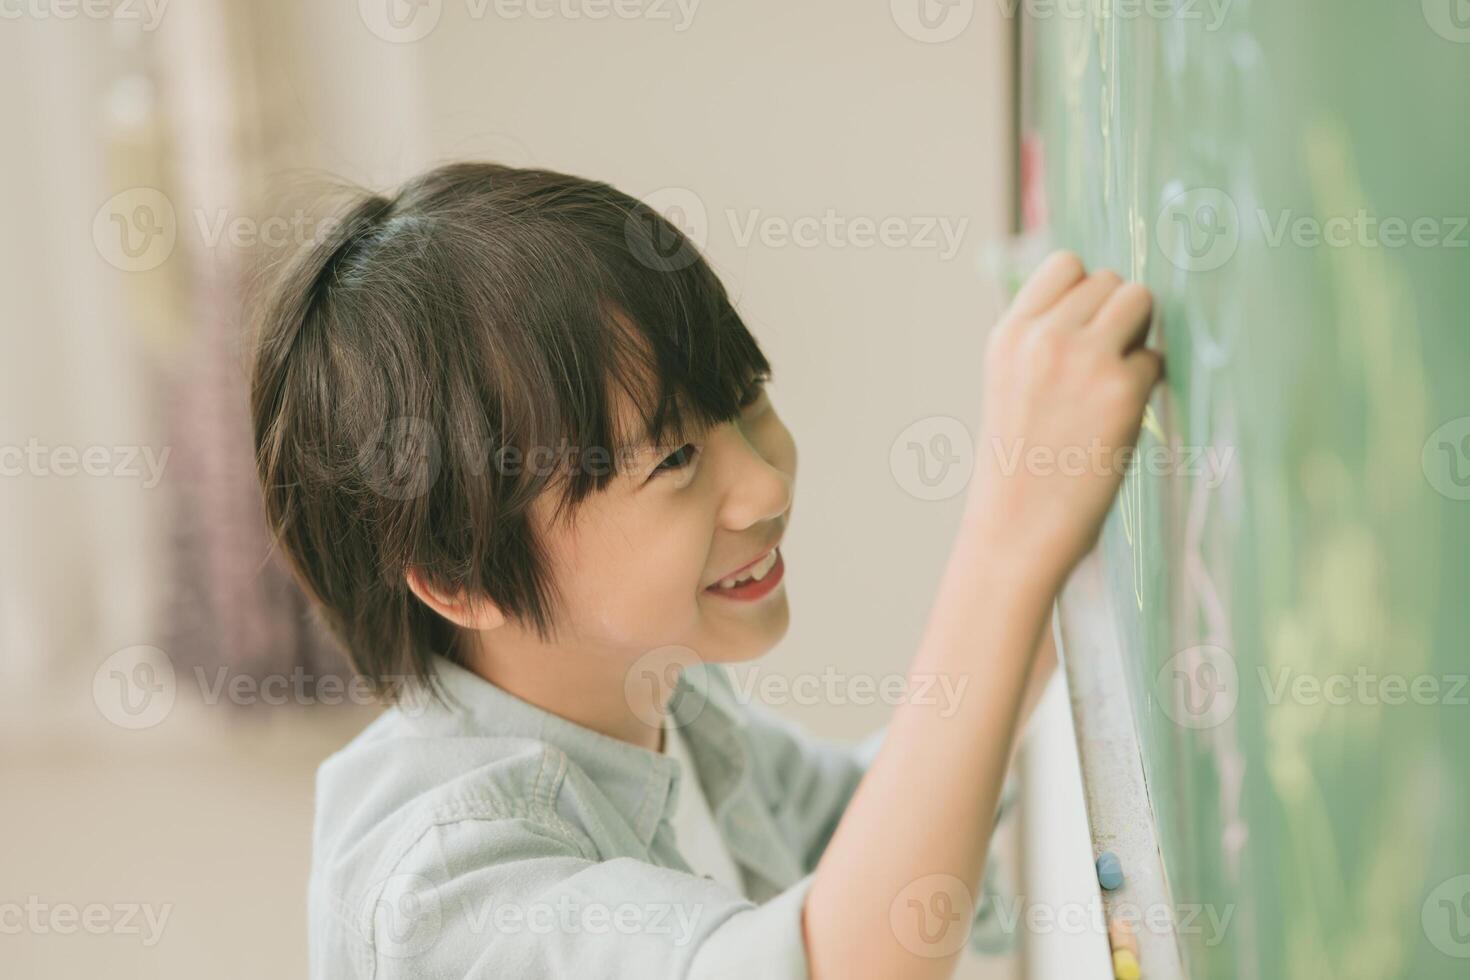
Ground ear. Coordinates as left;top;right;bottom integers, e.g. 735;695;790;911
405;566;507;631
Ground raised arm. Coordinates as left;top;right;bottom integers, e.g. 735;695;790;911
802;251;1160;980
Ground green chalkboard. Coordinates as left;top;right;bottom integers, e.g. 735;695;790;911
1022;4;1470;978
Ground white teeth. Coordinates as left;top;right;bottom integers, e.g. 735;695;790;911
715;548;778;589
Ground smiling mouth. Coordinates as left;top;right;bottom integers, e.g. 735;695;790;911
708;547;779;589
704;547;785;600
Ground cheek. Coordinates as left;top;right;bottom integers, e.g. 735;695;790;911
561;506;711;645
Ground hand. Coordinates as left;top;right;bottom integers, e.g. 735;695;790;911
962;250;1162;588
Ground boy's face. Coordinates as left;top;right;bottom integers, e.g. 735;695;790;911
530;377;795;671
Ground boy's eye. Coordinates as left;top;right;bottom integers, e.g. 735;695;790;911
654;443;700;475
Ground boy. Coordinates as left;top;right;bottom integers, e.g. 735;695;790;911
251;162;1159;979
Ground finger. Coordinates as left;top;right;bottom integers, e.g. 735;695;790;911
1009;250;1086;318
1089;281;1155;352
1122;347;1164;395
1042;269;1124;330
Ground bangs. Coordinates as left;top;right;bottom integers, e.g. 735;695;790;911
568;251;774;508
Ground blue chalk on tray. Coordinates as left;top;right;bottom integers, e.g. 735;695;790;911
1096;851;1124;890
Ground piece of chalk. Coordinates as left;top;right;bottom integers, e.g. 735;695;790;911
1112;948;1141;980
1108;915;1139;954
1097;851;1124;890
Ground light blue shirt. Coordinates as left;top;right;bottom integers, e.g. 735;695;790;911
309;654;1015;978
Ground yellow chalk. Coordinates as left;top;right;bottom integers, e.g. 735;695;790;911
1113;948;1141;980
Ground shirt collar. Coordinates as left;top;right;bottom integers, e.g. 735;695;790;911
411;654;750;851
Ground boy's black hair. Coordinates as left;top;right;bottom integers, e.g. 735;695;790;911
249;162;771;701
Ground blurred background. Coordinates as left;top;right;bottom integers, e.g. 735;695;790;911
0;2;1101;977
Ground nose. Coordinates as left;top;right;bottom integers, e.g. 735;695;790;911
710;419;794;531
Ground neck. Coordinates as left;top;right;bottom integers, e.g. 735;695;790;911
461;629;672;754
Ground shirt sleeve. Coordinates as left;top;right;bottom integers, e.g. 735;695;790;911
360;814;819;980
730;681;1021;956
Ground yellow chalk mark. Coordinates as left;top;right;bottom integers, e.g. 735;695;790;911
1142;404;1165;442
1118;464;1146;612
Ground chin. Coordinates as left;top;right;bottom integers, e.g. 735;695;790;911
705;594;790;664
